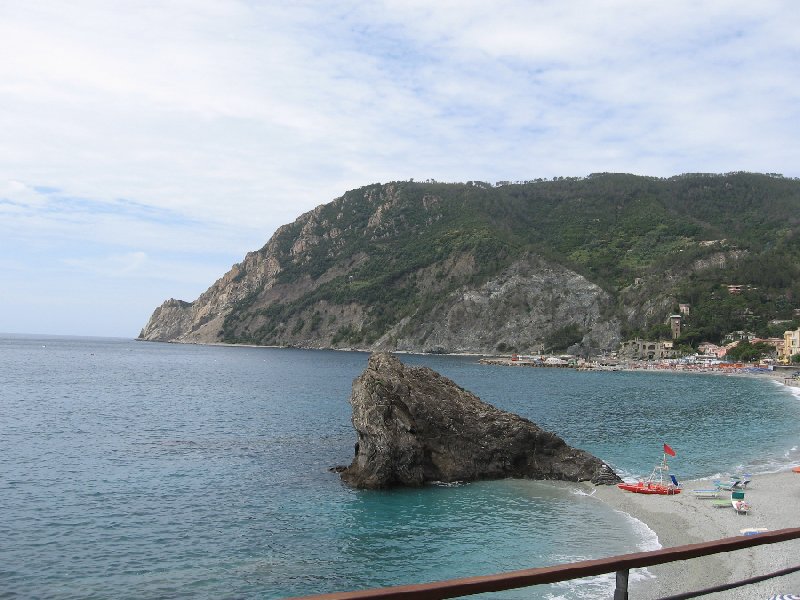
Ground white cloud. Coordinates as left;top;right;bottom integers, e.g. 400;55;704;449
0;180;50;209
1;0;799;336
62;251;147;277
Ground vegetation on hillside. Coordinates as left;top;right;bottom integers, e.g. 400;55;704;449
220;172;800;351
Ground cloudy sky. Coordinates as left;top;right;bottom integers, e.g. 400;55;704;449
2;1;799;337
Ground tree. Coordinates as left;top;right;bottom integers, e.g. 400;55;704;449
725;341;772;362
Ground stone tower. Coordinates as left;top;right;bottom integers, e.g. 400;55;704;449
669;314;682;339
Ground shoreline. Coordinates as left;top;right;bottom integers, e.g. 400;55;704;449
586;371;800;598
590;470;800;598
134;336;800;385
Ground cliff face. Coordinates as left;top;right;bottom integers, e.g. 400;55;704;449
384;256;620;354
139;250;617;352
139;246;282;343
139;174;800;353
340;353;621;488
139;183;619;353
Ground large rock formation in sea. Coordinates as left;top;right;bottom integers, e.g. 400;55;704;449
339;353;621;489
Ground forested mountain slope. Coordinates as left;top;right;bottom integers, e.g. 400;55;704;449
140;173;800;355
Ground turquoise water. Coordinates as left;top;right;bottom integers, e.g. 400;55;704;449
2;335;798;599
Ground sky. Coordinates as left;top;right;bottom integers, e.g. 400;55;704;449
2;1;799;337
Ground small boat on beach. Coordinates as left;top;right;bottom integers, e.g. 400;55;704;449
618;444;682;495
617;481;681;495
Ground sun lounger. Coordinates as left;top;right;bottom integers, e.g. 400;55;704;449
740;527;767;535
710;499;730;508
691;489;720;499
732;500;751;514
714;477;741;491
731;491;750;514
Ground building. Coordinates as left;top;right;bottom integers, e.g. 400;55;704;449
669;314;682;339
726;284;757;295
698;342;726;358
782;328;800;363
723;331;755;343
619;339;677;360
751;337;785;358
679;304;690;316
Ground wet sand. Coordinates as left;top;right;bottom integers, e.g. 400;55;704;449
592;470;800;599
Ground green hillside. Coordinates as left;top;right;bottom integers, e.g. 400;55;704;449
220;172;800;350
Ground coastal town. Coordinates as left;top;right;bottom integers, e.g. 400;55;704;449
481;311;800;387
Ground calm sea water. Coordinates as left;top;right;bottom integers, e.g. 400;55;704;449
2;335;799;599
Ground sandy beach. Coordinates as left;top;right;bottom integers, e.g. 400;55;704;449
597;369;800;597
591;470;800;599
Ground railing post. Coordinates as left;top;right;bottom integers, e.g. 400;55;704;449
614;568;629;600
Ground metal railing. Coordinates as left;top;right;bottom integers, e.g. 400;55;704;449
285;527;800;600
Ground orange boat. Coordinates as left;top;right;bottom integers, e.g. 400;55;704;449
792;466;800;474
618;443;681;495
617;481;681;495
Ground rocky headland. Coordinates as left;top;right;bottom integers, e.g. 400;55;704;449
338;352;621;489
139;174;800;355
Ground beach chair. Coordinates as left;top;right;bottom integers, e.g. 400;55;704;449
740;527;768;536
710;499;730;508
670;474;681;489
714;477;741;491
691;489;720;499
738;474;752;489
731;491;750;515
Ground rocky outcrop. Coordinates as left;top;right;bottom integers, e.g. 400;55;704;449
380;255;620;354
339;353;620;489
139;235;286;343
138;183;618;352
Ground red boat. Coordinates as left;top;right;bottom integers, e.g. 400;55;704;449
618;443;681;495
617;481;681;495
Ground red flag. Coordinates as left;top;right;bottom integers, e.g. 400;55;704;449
663;443;676;457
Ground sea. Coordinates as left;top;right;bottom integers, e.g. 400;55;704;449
2;334;799;599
